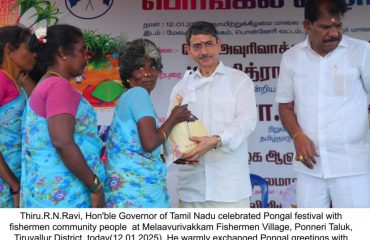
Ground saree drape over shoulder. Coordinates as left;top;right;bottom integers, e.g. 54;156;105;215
105;87;169;208
0;89;26;207
21;97;104;207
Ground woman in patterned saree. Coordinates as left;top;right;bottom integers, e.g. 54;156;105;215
0;26;36;207
21;24;105;207
105;39;194;208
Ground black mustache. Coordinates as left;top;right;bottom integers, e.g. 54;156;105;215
324;38;339;43
198;54;210;59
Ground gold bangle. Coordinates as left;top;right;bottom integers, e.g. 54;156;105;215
292;131;304;141
89;174;101;192
96;182;103;191
161;130;167;140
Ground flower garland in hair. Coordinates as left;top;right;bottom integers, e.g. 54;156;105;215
35;27;47;44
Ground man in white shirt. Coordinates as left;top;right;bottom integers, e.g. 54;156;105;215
275;0;370;207
168;21;257;208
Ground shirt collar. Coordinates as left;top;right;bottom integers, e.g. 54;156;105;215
179;61;226;104
302;35;348;54
193;60;227;79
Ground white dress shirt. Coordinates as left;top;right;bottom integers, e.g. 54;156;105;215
168;61;257;202
275;35;370;178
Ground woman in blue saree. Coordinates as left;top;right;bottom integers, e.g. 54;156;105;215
105;39;193;208
0;26;36;207
21;25;105;207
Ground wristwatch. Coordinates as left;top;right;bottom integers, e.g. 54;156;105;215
213;135;222;149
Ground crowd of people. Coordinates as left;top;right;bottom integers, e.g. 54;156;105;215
0;0;369;208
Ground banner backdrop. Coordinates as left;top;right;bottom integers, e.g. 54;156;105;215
10;0;370;208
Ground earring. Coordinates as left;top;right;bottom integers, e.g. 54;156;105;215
126;79;130;83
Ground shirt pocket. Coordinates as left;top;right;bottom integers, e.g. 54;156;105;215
333;73;351;96
332;65;359;97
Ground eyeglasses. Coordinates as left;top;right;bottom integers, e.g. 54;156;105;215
189;41;217;51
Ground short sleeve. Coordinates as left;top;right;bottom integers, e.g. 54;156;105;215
126;87;156;122
45;79;81;118
30;77;81;118
0;78;5;105
0;72;20;106
361;43;370;93
275;53;294;103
